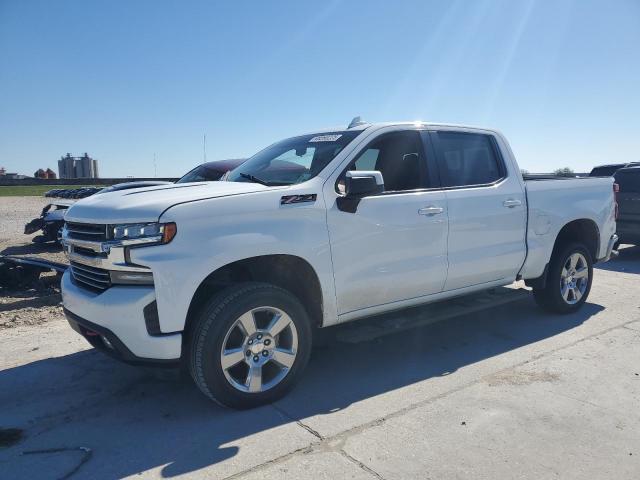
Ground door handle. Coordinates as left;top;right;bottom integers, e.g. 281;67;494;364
418;206;444;216
503;199;522;208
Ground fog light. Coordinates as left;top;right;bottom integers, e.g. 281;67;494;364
110;270;154;285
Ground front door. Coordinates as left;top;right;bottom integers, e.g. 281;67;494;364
325;128;449;316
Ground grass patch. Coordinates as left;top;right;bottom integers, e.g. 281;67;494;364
0;185;96;197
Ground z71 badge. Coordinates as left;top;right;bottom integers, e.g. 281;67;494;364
280;194;317;205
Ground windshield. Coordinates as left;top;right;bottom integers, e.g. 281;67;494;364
177;164;227;183
227;131;361;186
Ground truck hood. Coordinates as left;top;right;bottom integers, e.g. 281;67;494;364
64;182;268;224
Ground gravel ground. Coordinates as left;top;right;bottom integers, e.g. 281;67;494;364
0;196;50;244
0;196;66;330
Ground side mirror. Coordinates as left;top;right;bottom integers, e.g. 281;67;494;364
337;171;384;213
345;171;384;197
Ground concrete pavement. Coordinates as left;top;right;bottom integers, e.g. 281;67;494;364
1;246;639;479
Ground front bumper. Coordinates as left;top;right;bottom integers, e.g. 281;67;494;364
61;270;182;365
597;234;619;263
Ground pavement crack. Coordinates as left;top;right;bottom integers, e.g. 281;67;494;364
296;421;323;440
271;403;324;440
339;449;386;480
21;446;92;480
222;445;314;480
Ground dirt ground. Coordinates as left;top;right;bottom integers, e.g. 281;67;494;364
0;196;66;330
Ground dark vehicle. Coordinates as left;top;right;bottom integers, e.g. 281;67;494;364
97;181;170;194
70;188;87;199
45;189;63;197
614;166;640;246
176;158;246;183
590;162;640;177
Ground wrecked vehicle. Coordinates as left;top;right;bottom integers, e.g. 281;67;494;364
25;182;171;244
24;199;72;243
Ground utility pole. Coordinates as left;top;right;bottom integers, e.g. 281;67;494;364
203;134;207;163
153;153;157;178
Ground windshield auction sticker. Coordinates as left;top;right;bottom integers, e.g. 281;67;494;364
309;134;342;142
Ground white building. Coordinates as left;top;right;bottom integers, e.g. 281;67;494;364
58;153;100;179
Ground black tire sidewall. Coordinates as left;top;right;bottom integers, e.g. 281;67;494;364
190;283;312;409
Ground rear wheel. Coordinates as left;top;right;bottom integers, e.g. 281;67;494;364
188;282;312;409
533;243;593;314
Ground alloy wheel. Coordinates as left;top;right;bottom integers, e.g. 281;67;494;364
560;252;589;305
220;306;298;393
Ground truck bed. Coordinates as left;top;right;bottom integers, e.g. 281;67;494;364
519;175;616;280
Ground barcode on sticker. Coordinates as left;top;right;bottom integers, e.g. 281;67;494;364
309;134;342;142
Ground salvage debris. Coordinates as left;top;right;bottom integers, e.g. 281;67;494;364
0;255;67;289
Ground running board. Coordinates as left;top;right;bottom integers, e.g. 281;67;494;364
336;286;530;344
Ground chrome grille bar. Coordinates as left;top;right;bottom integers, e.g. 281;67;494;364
70;261;111;291
65;222;108;241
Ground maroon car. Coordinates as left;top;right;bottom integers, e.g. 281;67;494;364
176;158;246;183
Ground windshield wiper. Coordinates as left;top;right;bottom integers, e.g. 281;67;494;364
238;172;291;187
239;172;271;186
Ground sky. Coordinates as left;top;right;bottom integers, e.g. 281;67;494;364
1;0;639;177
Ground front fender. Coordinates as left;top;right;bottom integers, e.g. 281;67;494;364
129;189;335;333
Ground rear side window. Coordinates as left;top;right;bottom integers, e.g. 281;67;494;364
590;166;620;177
615;169;640;192
433;132;504;187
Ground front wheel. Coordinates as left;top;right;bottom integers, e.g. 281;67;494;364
188;282;312;409
533;243;593;314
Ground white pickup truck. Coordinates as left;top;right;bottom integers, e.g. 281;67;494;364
61;119;618;408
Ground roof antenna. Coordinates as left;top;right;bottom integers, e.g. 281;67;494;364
348;116;367;129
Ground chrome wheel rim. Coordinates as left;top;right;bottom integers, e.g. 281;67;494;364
560;252;589;305
220;306;298;393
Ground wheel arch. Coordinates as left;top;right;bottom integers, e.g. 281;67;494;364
552;218;600;261
526;218;599;290
183;254;324;342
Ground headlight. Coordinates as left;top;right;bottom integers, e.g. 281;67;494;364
111;222;177;244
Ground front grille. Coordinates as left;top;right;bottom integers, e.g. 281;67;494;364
65;222;108;241
70;261;111;292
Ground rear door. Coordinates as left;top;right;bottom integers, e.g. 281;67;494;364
614;168;640;242
429;130;527;291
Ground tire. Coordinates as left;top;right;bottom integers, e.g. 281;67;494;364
533;242;593;314
188;282;312;409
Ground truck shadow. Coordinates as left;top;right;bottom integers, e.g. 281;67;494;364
0;298;603;479
0;242;63;256
595;244;640;275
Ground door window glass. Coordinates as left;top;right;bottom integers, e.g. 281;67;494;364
339;131;426;193
435;132;503;187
